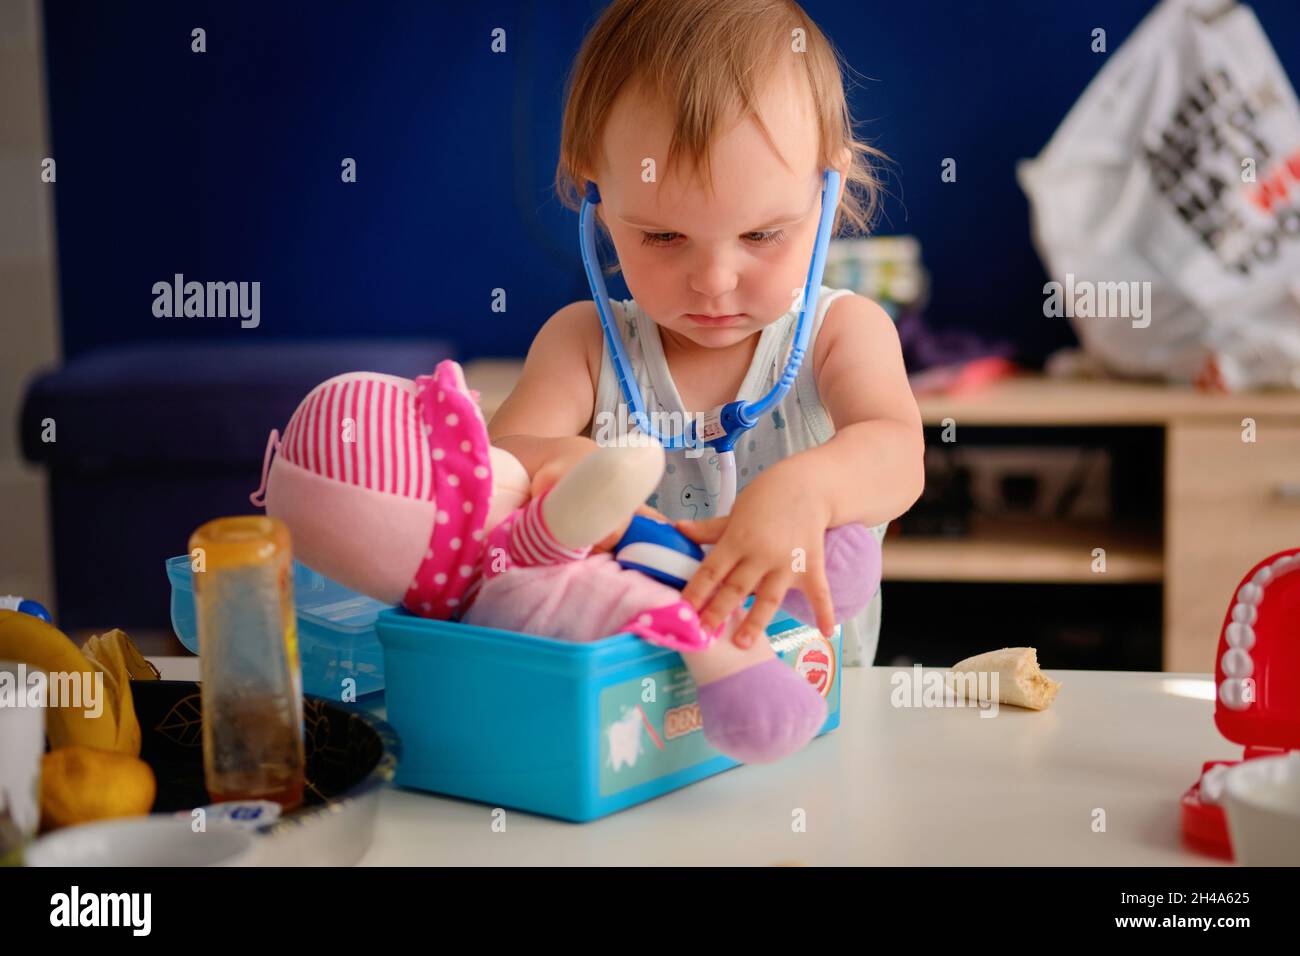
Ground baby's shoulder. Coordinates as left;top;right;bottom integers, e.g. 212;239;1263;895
812;292;894;377
818;290;889;329
540;299;606;394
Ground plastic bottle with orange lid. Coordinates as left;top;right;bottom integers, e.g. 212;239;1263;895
189;516;304;811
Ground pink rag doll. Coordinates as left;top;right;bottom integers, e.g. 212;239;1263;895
252;360;881;763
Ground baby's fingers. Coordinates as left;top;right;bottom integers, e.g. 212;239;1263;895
674;516;728;546
593;504;673;553
733;583;787;648
636;503;670;524
681;545;736;612
803;565;837;638
697;559;764;634
591;524;624;553
529;466;560;499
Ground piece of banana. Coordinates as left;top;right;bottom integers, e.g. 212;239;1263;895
945;646;1061;711
0;610;142;754
82;629;155;756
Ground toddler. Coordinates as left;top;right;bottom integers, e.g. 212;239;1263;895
491;0;924;666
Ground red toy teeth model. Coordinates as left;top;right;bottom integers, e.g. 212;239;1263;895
1181;547;1300;859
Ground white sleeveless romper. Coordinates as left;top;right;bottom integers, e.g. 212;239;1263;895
590;286;887;666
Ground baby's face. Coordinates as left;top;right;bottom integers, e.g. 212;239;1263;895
595;68;834;350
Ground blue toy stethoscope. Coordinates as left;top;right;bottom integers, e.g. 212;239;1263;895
579;167;841;587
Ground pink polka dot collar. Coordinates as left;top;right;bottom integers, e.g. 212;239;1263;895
402;360;493;619
620;599;731;653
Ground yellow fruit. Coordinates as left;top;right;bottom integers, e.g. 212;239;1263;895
0;610;121;753
82;629;157;756
83;629;161;682
39;746;156;831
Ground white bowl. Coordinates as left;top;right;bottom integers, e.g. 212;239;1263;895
1222;753;1300;866
24;816;258;867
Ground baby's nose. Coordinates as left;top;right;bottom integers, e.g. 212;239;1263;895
687;256;739;300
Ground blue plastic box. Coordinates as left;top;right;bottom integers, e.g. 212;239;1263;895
376;606;843;822
165;554;390;699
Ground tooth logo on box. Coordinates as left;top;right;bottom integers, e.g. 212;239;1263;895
795;637;837;698
597;624;842;799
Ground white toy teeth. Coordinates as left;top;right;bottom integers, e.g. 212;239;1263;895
1183;547;1300;860
1218;553;1297;712
1198;765;1232;806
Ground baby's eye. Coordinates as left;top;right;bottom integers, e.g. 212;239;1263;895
638;229;787;248
640;231;681;247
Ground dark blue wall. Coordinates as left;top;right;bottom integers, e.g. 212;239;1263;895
42;0;1300;364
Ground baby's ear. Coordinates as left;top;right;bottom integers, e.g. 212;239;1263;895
828;152;851;203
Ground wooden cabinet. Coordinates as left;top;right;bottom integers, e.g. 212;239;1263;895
1166;421;1300;672
907;379;1299;673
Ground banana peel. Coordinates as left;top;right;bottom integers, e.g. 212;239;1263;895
83;629;160;682
0;610;156;756
82;628;160;757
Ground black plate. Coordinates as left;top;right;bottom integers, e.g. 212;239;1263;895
132;680;400;814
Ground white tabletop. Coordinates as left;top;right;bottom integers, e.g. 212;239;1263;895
152;658;1237;868
153;657;1239;865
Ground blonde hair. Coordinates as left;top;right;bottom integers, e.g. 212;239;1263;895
556;0;886;239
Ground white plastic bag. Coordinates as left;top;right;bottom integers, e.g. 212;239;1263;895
1018;0;1300;390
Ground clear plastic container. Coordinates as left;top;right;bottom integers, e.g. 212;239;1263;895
167;555;388;700
189;516;305;810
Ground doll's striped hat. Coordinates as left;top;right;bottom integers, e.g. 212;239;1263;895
251;360;493;618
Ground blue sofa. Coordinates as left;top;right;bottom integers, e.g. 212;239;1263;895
19;339;454;630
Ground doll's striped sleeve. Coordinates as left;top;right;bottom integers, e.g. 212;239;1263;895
476;489;591;588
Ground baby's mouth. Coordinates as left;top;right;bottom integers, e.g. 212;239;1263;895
684;313;746;326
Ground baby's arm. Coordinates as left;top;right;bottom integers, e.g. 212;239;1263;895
799;294;926;527
489;301;602;479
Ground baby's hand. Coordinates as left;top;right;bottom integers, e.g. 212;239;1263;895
676;461;835;648
592;503;670;553
527;436;599;500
